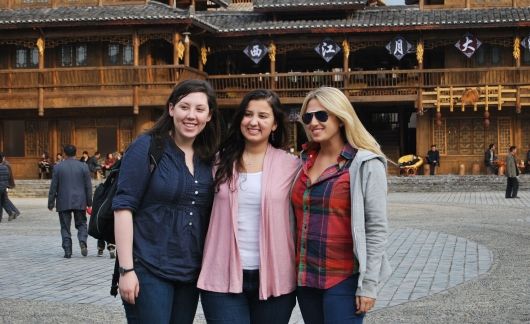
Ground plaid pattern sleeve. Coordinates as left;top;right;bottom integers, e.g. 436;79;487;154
291;143;359;290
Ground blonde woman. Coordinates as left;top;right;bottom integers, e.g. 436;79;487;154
291;87;391;323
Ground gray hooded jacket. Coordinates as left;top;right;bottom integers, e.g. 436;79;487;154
349;149;392;299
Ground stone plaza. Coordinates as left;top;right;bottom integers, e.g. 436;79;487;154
0;187;529;323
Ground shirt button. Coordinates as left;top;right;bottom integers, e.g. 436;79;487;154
195;191;198;195
192;201;195;205
188;221;193;226
195;180;198;184
189;212;193;216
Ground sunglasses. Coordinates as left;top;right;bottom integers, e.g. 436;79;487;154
301;111;329;125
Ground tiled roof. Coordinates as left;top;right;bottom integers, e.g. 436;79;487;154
196;6;530;34
253;0;366;9
0;2;188;27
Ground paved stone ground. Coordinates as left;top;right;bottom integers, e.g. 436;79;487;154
0;191;528;323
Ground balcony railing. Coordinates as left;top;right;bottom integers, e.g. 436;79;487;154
0;65;206;92
208;67;530;100
2;65;530;107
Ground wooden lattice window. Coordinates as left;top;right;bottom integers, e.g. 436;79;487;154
442;118;507;156
433;119;446;155
497;118;512;155
522;119;530;153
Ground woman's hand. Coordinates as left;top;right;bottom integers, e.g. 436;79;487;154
119;271;140;304
355;296;375;314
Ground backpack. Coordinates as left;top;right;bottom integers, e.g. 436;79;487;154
88;135;164;244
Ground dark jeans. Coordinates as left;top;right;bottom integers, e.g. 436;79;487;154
0;189;6;221
3;193;20;216
297;274;365;324
58;210;88;249
429;163;437;175
505;177;519;198
123;262;199;324
200;270;296;324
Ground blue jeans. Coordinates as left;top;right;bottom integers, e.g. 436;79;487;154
297;274;365;324
58;210;87;249
200;270;296;324
123;262;199;324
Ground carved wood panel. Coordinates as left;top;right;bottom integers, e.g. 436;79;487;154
25;119;49;157
497;118;512;154
522;118;530;152
75;128;97;155
443;118;505;156
58;120;73;149
433;119;446;155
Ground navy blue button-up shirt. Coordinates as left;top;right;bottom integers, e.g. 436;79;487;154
112;134;214;283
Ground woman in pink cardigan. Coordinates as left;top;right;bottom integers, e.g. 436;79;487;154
197;90;300;324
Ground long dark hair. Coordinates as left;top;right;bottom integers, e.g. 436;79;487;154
147;79;221;163
214;89;288;190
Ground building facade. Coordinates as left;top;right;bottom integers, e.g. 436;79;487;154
1;0;530;178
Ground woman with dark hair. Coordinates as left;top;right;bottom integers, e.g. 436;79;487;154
198;89;300;324
112;79;221;323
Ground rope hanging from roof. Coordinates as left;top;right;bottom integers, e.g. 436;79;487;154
342;39;350;59
268;42;276;62
513;36;520;61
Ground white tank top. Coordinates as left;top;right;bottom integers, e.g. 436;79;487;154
237;171;262;270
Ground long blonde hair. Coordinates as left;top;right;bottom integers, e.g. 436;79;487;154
301;87;385;157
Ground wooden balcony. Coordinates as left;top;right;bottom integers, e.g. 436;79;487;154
1;66;530;111
0;65;206;111
208;67;530;109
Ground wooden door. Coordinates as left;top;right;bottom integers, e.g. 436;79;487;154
75;128;97;156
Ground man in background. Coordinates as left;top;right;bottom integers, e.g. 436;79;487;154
505;145;519;199
426;144;440;175
48;144;93;258
1;152;20;221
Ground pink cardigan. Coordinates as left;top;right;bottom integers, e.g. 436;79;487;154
197;145;300;300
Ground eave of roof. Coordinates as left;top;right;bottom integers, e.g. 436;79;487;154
196;6;530;36
0;1;190;29
253;0;366;9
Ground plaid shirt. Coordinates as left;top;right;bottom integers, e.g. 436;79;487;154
291;143;359;289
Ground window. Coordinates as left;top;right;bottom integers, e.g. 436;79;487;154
107;43;133;65
3;121;25;157
15;47;38;68
474;45;503;67
61;44;88;67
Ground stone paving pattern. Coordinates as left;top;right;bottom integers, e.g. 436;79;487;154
1;190;528;323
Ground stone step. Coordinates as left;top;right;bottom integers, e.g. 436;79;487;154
7;175;528;198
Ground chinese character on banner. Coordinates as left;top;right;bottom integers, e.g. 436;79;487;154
315;38;341;63
455;33;482;58
521;35;530;51
385;36;413;60
243;40;268;64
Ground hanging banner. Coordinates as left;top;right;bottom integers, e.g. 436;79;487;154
385;36;413;60
243;40;268;64
455;33;482;58
315;38;341;63
521;35;530;51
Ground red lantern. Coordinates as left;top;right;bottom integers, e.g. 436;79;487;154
436;119;442;126
435;111;442;119
484;118;490;128
484;111;490;119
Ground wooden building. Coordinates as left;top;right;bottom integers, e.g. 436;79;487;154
1;0;530;178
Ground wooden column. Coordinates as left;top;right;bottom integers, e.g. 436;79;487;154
342;39;350;95
133;32;140;115
515;36;521;113
173;32;181;65
419;0;423;10
513;0;517;7
269;41;276;89
183;32;190;67
416;37;424;115
37;37;45;116
465;0;471;8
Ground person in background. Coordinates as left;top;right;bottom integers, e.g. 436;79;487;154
87;151;103;179
113;80;221;323
484;143;497;175
55;153;64;166
291;87;390;324
38;151;52;179
525;145;530;174
198;90;299;324
102;153;116;177
47;144;93;258
505;145;519;199
79;151;89;163
426;145;440;175
0;153;20;221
